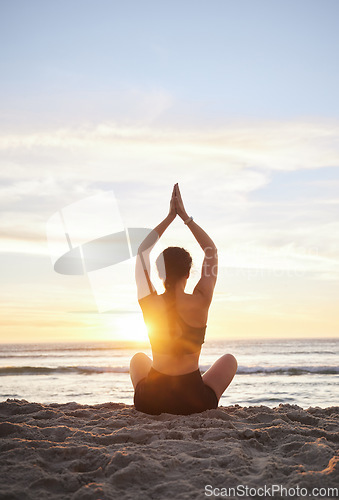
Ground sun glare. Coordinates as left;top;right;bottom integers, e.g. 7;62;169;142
113;313;149;342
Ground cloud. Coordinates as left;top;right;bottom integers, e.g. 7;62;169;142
1;118;338;282
1;118;339;174
1;118;338;217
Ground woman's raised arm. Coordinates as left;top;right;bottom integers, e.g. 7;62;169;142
174;183;218;305
135;185;177;301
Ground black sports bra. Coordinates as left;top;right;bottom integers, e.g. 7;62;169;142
149;292;206;355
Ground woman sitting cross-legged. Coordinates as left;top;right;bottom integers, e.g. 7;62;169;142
130;183;237;415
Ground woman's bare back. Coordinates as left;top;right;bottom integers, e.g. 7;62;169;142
139;291;209;375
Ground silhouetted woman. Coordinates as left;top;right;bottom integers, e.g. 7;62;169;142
130;183;237;415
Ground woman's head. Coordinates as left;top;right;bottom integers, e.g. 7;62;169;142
156;247;192;290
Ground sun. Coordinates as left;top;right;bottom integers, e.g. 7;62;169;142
113;313;149;342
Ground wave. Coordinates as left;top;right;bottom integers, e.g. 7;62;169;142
0;341;148;355
0;366;128;376
237;365;339;375
0;365;338;376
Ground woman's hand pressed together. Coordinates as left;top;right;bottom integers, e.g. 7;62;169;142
174;183;189;220
168;183;177;220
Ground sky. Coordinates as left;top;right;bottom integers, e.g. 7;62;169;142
1;0;339;343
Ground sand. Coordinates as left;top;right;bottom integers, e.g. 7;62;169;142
0;400;338;500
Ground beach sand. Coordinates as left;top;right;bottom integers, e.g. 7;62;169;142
0;400;338;500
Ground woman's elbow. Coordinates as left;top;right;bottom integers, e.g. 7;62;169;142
205;245;218;258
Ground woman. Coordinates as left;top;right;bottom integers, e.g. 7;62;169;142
130;183;237;415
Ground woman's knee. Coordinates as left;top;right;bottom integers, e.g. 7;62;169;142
221;353;238;372
130;352;149;369
130;352;152;389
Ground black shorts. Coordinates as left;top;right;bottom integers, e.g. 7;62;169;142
134;367;219;415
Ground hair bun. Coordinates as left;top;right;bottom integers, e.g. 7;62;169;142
156;246;193;292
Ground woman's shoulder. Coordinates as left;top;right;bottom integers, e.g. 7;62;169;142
138;290;159;305
182;290;210;307
177;292;209;326
138;290;209;311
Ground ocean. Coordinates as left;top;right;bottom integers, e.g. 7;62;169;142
0;338;338;409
